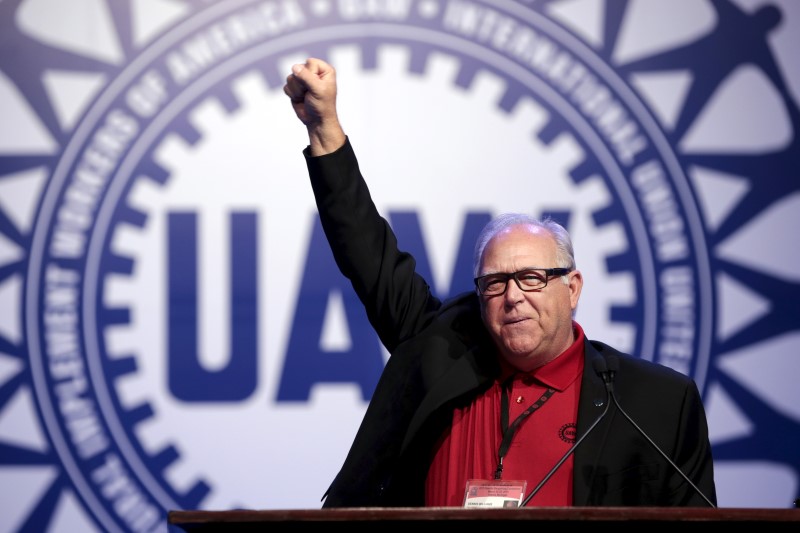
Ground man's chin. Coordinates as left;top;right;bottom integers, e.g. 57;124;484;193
502;336;543;371
499;345;542;371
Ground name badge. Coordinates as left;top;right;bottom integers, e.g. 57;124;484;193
463;479;527;508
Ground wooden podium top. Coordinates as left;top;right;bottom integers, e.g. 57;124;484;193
168;506;800;531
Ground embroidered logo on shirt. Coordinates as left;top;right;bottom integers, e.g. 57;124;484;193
559;423;577;444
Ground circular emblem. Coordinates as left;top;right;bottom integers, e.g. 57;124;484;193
559;423;577;444
1;1;797;530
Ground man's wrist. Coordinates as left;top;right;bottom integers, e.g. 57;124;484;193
308;121;346;156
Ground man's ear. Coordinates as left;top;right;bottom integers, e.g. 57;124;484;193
568;270;583;309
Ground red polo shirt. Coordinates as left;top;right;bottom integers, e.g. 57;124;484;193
424;321;586;507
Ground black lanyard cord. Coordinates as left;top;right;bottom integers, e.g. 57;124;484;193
494;376;556;480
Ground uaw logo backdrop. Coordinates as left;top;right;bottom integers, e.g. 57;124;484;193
1;0;798;531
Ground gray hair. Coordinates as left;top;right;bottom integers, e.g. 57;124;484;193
472;213;576;279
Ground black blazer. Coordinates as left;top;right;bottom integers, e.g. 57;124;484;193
305;138;716;508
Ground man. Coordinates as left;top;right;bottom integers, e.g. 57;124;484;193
283;57;716;508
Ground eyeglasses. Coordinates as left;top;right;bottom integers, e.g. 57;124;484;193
474;268;573;296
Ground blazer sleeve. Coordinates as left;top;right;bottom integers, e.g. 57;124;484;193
304;137;442;352
671;377;717;506
612;352;717;506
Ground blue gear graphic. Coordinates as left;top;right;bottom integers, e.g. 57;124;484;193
0;1;798;530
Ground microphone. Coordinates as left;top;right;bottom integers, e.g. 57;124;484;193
603;355;716;508
519;357;612;506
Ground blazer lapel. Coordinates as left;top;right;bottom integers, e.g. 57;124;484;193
401;343;495;454
572;341;616;505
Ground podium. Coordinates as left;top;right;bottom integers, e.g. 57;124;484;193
168;507;800;531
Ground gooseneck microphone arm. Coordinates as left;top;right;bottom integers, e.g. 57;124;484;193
519;357;613;507
603;356;716;508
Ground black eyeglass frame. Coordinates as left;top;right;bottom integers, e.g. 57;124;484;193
474;267;573;296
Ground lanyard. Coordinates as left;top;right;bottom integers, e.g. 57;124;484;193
494;376;556;480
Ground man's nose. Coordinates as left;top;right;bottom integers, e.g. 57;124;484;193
504;277;525;301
